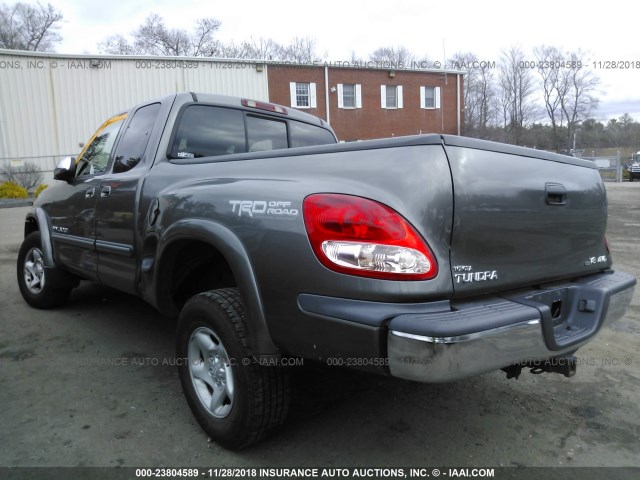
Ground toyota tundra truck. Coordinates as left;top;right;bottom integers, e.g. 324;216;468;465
17;92;636;449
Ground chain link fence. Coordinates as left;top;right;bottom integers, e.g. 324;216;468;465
0;155;76;186
580;153;623;182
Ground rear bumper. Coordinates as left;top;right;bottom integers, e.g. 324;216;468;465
388;270;635;382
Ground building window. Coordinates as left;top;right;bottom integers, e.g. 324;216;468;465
380;85;403;109
343;84;356;107
420;86;441;109
296;83;310;107
337;84;362;109
386;85;397;108
423;87;435;108
289;82;317;109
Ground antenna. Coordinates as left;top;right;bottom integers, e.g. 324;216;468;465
442;38;448;85
442;39;447;132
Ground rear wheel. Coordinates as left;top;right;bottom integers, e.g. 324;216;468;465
177;288;290;449
17;231;71;308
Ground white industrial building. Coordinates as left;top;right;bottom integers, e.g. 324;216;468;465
0;49;269;180
0;49;464;183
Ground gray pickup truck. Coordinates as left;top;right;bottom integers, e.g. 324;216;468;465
17;92;636;449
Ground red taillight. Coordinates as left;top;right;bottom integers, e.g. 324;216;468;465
303;194;438;280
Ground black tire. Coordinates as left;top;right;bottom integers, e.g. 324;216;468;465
177;288;290;449
17;231;71;309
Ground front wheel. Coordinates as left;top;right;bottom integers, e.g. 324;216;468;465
177;288;290;449
17;231;71;309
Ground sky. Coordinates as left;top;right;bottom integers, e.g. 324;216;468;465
42;0;640;122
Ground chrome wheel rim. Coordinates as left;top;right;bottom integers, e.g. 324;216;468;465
188;326;235;419
23;247;45;294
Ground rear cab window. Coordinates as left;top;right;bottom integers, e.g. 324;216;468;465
246;115;287;152
168;103;336;160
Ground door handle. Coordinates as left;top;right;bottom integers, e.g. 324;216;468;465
85;187;95;199
545;183;567;205
100;186;111;198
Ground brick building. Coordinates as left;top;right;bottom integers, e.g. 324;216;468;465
0;50;464;181
267;64;464;141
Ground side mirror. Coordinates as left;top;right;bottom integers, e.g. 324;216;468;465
54;156;77;181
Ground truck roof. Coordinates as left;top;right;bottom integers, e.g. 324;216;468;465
148;92;330;128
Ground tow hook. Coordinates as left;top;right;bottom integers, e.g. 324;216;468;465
502;355;577;380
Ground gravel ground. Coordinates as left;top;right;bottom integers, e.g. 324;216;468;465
0;182;638;476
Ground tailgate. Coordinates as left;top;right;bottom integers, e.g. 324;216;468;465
443;138;609;296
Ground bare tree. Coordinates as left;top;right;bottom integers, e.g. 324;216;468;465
283;36;321;63
217;40;252;59
0;2;62;51
559;51;599;151
98;23;324;63
477;63;499;133
349;50;363;64
0;162;43;191
98;14;221;56
451;52;479;133
236;37;285;60
217;36;323;62
450;52;498;137
498;47;538;145
136;16;191;56
191;18;223;56
97;34;141;55
534;46;599;151
369;46;415;66
534;45;566;150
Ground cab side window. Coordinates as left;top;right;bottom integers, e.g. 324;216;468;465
76;118;125;177
170;105;246;158
112;104;161;173
289;121;337;148
168;104;336;159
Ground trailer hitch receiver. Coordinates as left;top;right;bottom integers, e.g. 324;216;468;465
502;355;577;380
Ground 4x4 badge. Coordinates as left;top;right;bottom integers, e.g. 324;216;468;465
584;255;607;266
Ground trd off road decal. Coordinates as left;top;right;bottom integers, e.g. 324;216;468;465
229;200;299;218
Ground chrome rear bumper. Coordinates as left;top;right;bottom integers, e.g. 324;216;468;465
388;271;635;382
